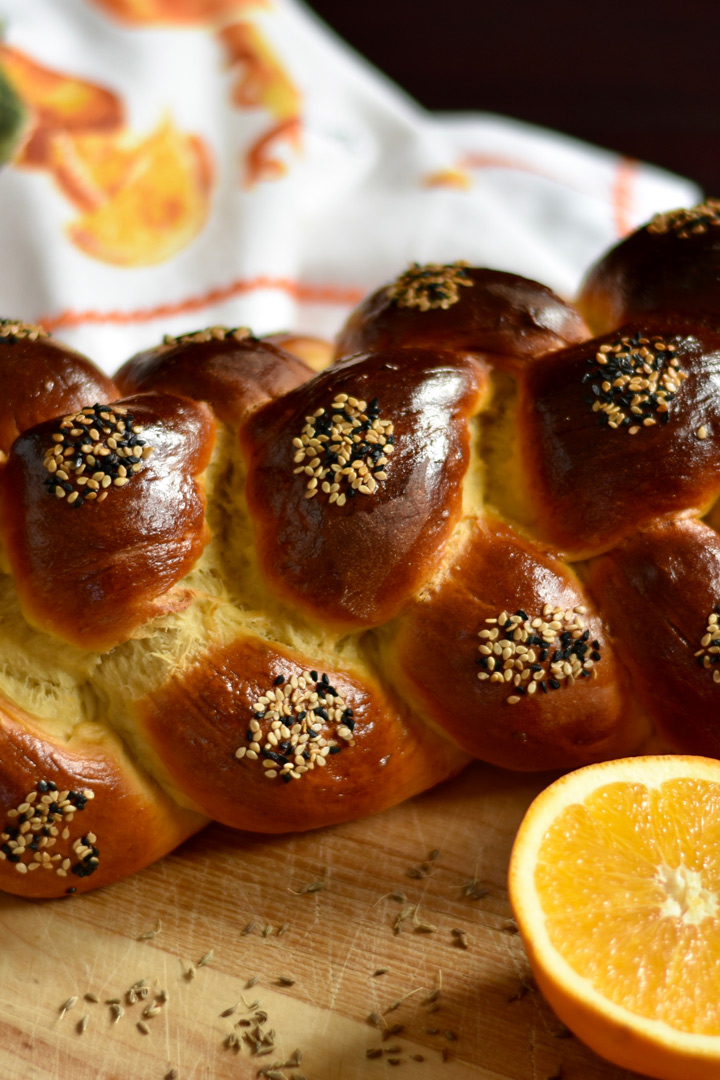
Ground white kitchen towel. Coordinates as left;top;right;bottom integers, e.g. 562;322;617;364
0;0;700;375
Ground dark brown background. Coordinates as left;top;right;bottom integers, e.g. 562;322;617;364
305;0;719;197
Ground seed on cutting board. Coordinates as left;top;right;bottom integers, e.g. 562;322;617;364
367;1012;383;1027
143;1004;162;1018
220;1004;238;1018
59;996;78;1016
444;1029;458;1041
411;1054;425;1062
451;928;469;949
290;879;326;894
262;924;274;937
382;1024;404;1039
77;1015;89;1034
137;920;162;940
83;992;99;1003
366;1048;383;1059
110;1003;124;1022
241;922;255;936
461;877;489;900
275;976;295;986
164;1071;178;1080
137;1020;150;1035
277;922;290;936
197;949;214;967
373;967;390;977
393;904;416;933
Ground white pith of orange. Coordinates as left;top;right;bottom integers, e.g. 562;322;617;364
508;755;720;1080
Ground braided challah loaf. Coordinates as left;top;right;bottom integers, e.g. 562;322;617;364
1;200;718;898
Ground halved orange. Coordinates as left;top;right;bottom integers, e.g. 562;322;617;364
509;756;720;1080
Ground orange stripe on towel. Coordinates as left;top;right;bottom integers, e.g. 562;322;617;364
611;156;637;238
40;274;367;331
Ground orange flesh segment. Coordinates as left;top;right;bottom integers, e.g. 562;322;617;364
536;778;720;1034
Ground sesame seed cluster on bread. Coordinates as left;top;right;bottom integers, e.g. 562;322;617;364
1;200;720;897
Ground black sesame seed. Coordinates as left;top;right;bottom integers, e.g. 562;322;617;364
273;675;285;686
329;746;342;754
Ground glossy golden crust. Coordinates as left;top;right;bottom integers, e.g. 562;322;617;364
335;267;589;370
116;331;315;427
4;229;720;900
383;516;648;771
242;348;490;628
577;201;720;334
586;518;720;758
0;393;216;651
0;694;205;898
0;329;118;458
516;320;720;558
133;633;469;834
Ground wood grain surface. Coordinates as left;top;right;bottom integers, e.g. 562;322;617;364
0;761;647;1080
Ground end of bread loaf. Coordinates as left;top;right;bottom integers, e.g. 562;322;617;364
586;517;720;758
577;198;720;334
0;692;206;899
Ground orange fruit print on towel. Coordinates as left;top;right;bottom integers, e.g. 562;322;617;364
0;45;212;266
88;0;303;186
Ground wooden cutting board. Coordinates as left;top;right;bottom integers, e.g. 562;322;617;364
0;761;646;1080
